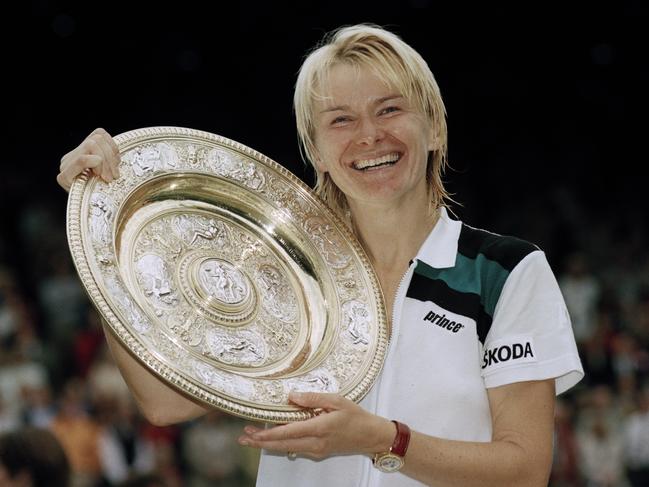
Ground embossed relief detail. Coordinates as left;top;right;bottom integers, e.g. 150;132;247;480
326;344;365;385
304;216;352;269
257;264;298;323
105;275;150;334
342;300;372;346
129;142;179;176
177;252;257;325
172;215;230;248
252;380;285;404
90;193;115;246
198;259;249;305
286;368;339;394
266;177;313;222
204;328;266;366
135;254;178;306
207;148;266;189
166;310;204;348
193;361;255;398
131;211;301;369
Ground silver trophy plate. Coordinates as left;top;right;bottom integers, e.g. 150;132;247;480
66;127;388;422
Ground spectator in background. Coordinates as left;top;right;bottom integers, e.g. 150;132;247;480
97;397;155;486
577;414;627;487
0;426;70;487
0;393;19;434
559;252;600;346
576;385;627;487
37;253;87;387
627;286;649;352
623;385;649;486
611;332;641;408
74;308;108;379
115;473;167;487
181;411;253;487
581;305;616;387
551;397;581;487
0;268;48;434
50;379;102;487
20;383;56;428
87;343;131;408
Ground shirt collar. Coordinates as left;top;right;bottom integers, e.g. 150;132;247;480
414;207;462;269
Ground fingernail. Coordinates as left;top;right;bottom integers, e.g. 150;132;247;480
244;426;257;434
238;438;249;446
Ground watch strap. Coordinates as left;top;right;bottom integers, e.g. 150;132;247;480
390;420;411;457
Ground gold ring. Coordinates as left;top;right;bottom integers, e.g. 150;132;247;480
287;451;297;459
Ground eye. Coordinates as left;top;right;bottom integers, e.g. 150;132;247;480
378;106;400;116
330;115;351;126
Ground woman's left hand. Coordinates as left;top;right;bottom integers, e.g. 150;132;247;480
237;392;394;459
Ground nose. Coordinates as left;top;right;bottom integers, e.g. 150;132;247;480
355;117;384;146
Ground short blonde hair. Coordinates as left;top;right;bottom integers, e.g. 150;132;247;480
294;24;450;217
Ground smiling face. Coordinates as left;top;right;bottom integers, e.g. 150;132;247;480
313;63;437;211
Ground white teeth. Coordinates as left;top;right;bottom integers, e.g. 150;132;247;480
353;152;400;170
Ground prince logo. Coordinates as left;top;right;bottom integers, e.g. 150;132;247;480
423;310;465;333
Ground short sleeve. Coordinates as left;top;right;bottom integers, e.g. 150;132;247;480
480;250;584;394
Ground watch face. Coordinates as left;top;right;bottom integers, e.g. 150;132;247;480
377;454;404;473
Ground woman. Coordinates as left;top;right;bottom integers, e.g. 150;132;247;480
58;25;583;486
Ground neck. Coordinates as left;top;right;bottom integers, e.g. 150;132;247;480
348;196;439;273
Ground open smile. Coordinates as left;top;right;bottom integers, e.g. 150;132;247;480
352;152;402;171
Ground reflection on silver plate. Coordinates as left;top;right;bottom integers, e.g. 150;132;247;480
66;127;388;422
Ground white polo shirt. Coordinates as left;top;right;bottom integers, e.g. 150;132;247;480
257;208;584;487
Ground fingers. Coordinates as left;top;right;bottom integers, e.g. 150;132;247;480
239;423;329;458
85;130;118;182
288;391;348;411
57;154;103;191
57;128;121;191
238;434;327;459
242;416;326;442
91;130;120;180
238;396;383;459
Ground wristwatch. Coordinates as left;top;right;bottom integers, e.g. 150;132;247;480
372;420;411;473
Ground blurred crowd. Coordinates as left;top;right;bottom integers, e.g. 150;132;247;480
0;201;260;487
0;196;648;487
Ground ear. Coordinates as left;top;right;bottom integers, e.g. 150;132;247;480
427;126;441;152
312;150;329;174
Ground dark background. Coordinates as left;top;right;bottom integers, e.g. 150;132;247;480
2;0;648;285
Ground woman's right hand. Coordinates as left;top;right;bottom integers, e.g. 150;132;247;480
57;128;121;192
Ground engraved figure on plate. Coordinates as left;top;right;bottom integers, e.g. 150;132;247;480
192;361;255;399
304;216;351;269
206;149;265;189
135;254;177;306
286;369;338;394
198;259;248;305
89;193;115;245
257;265;297;323
130;142;178;177
172;215;230;248
205;328;266;366
105;276;150;334
167;310;204;347
342;300;371;346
